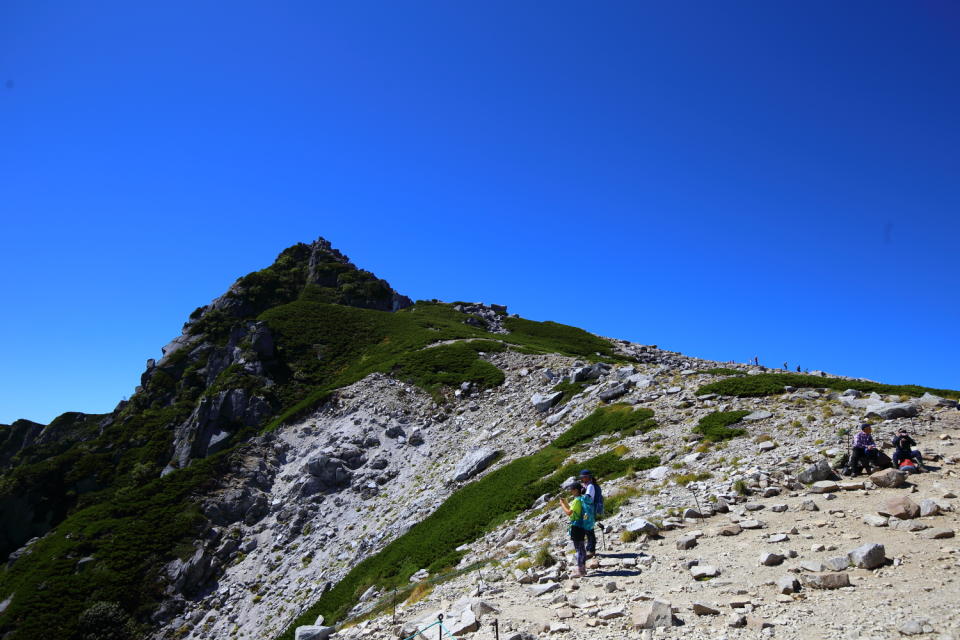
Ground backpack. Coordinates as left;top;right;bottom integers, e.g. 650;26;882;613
593;483;604;517
898;459;918;474
573;495;595;531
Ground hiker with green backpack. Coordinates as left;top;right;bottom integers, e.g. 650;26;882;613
579;469;604;557
559;482;594;578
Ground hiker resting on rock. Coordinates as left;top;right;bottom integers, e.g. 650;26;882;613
559;483;594;578
846;423;880;476
579;469;604;558
891;429;925;471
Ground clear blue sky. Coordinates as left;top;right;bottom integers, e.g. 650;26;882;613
2;2;958;424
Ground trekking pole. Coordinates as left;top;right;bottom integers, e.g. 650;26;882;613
600;523;606;551
688;488;706;526
392;588;398;626
493;618;499;640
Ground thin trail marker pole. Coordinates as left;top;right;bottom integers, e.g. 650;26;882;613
392;588;397;626
493;618;499;640
437;614;444;640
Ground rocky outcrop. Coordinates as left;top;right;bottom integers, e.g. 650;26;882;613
170;389;273;470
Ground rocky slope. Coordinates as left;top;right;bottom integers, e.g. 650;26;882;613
1;237;958;640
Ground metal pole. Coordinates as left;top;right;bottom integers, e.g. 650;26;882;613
437;614;444;640
493;618;499;640
393;588;397;625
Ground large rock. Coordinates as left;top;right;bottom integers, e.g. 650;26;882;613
919;499;940;517
303;455;352;489
880;496;920;520
599;385;629;402
797;459;838;484
865;402;920;420
452;448;499;482
759;553;784;566
918;392;957;409
295;626;335;640
870;469;906;488
920;528;955;540
632;600;674;629
743;410;773;421
531;392;564;412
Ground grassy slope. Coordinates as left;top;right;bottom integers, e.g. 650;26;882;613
696;372;960;400
276;404;660;639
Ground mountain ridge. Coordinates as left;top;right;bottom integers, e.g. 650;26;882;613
1;237;958;640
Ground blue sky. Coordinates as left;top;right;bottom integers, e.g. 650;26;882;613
1;1;958;424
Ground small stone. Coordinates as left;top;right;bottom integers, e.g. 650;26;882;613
776;575;800;594
767;533;789;543
800;572;851;589
862;514;889;527
880;496;920;520
691;565;720;579
770;504;788;512
740;519;763;529
811;481;838;493
631;599;674;629
692;602;720;615
919;499;941;517
799;559;824;572
598;606;625;620
869;468;906;488
823;556;850;571
800;500;819;511
676;535;697;550
719;524;742;536
847;543;885;569
920;528;955;540
760;552;785;566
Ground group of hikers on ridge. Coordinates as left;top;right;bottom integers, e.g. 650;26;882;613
842;423;926;476
558;469;604;578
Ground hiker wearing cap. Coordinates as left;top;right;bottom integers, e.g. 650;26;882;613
846;424;879;476
891;429;924;470
579;470;604;557
559;482;594;578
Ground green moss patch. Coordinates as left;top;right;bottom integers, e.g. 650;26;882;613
693;410;750;442
551;405;657;449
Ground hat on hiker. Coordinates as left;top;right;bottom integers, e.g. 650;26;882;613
860;423;872;431
579;469;593;477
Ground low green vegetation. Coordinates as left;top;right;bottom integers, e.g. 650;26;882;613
551;405;656;449
673;471;713;486
551;380;588;404
696;373;960;400
275;410;660;639
702;367;743;376
693;410;750;442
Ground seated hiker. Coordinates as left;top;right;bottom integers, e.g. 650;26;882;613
559;482;594;578
845;423;880;476
891;429;924;470
579;469;604;558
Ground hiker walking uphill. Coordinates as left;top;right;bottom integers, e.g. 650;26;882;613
579;469;604;557
559;483;594;578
